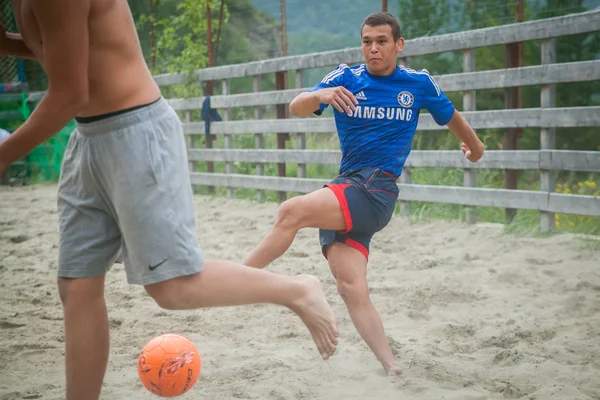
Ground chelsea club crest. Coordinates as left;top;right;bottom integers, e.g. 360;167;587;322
397;91;414;108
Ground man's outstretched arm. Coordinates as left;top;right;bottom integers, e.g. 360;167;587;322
446;109;485;162
0;0;91;173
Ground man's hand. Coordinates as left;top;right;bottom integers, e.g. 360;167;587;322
446;110;485;163
0;23;36;60
461;141;484;163
316;87;358;114
289;86;358;117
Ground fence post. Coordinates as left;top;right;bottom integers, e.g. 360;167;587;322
275;71;289;203
222;79;234;198
400;167;411;216
540;38;556;233
295;69;306;180
203;81;215;194
185;111;197;189
254;75;265;202
463;48;477;224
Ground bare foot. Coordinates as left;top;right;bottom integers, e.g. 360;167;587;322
384;364;403;376
289;275;338;360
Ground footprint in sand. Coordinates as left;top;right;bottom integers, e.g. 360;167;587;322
0;321;26;329
110;318;123;329
9;234;29;244
287;251;310;258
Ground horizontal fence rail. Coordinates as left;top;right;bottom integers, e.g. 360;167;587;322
181;107;600;135
189;173;600;217
23;59;600;110
187;149;600;172
167;60;600;110
153;10;600;85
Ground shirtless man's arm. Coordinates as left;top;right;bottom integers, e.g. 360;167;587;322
0;0;91;173
0;23;36;60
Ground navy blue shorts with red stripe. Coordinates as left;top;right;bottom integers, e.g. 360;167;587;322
320;167;399;261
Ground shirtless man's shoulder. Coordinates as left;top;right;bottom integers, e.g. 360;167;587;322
14;0;160;117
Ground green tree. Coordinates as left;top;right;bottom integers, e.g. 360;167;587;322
136;0;229;98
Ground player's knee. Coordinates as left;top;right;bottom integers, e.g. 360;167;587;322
335;276;369;306
275;197;304;230
145;279;190;310
145;286;178;310
57;276;104;306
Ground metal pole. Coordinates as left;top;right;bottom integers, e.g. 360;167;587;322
215;0;225;66
205;2;215;194
276;0;289;203
503;0;524;223
281;0;288;56
149;0;155;68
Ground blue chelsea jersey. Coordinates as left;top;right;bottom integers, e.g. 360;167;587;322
308;63;455;178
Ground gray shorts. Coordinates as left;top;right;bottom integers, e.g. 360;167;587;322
57;98;204;285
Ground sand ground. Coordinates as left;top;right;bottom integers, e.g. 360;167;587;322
1;183;599;400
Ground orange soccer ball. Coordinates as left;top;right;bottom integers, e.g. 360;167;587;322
137;334;201;397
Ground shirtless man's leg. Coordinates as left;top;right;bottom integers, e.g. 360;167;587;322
0;2;337;399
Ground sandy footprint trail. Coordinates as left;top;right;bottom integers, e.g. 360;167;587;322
0;184;599;400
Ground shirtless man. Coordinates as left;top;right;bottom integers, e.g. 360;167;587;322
0;1;337;399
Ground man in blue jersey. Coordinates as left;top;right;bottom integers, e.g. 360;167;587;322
244;12;484;375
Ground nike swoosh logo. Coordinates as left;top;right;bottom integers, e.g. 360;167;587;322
149;257;170;271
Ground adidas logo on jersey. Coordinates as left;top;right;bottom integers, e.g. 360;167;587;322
355;91;367;101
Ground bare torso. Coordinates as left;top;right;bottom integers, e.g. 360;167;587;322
13;0;161;117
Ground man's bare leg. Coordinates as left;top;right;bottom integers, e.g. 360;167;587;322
145;259;338;360
58;276;109;400
244;188;346;268
327;243;402;376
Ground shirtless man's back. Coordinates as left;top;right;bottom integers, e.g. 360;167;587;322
13;0;160;117
0;2;338;399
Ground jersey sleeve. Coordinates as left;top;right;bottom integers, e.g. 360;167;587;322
307;64;348;115
421;71;455;126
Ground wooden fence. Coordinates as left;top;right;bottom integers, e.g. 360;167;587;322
22;11;600;231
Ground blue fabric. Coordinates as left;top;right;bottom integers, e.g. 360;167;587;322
201;96;221;135
308;64;455;178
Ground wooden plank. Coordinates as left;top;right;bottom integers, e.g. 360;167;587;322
540;150;600;172
540;38;558;232
188;149;341;164
463;48;477;224
396;184;548;211
188;173;600;216
27;60;600;111
0;111;23;121
253;75;265;203
155;11;600;85
548;193;600;217
406;150;541;170
187;149;600;172
181;107;600;135
166;61;600;110
190;172;326;193
437;60;600;92
0;93;25;103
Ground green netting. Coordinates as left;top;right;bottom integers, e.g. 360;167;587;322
2;95;76;183
26;120;75;182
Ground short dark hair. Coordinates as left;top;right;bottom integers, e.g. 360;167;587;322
361;12;402;41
